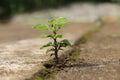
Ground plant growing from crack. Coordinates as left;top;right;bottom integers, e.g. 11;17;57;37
33;17;71;64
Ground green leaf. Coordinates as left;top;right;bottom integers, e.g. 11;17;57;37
62;39;71;46
41;34;55;38
40;42;53;49
58;39;71;47
54;34;62;38
40;34;49;38
56;17;68;28
33;24;49;30
56;17;68;23
49;19;57;25
49;27;56;31
49;17;68;27
58;24;65;28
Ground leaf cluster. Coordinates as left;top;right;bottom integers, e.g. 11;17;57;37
33;17;71;60
33;17;68;31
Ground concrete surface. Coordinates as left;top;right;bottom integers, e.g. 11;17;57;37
0;23;95;80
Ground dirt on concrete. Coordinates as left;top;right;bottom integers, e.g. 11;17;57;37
50;22;120;80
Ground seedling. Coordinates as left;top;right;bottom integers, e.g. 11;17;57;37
33;17;71;64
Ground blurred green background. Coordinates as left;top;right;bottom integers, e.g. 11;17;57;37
0;0;119;21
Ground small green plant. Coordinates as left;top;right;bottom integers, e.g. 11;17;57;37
33;17;71;64
112;34;120;38
95;17;105;27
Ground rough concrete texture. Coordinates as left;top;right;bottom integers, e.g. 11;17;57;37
0;23;95;80
50;22;120;80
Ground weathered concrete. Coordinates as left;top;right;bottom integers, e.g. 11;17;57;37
50;22;120;80
0;23;95;80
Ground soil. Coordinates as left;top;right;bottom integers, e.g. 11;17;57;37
49;22;120;80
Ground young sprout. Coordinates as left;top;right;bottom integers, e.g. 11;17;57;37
33;17;71;64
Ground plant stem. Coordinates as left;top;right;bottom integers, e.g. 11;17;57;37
53;31;59;64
